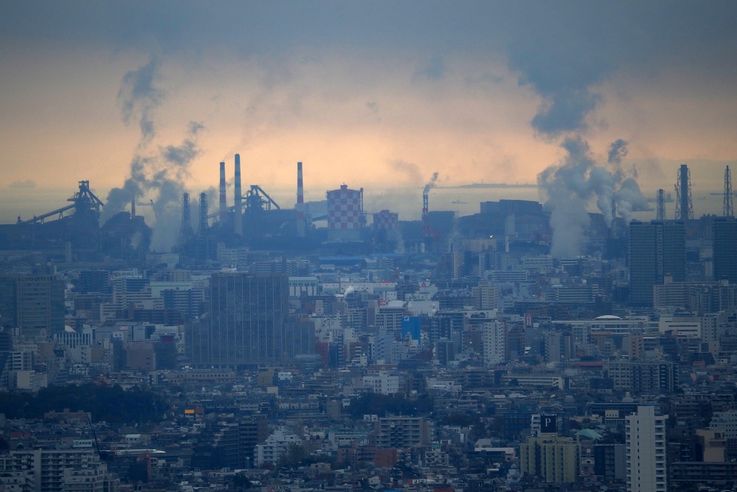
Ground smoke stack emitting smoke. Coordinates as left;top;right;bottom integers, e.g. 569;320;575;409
103;37;649;256
538;137;648;258
422;172;439;216
423;172;439;195
517;39;649;259
103;58;204;251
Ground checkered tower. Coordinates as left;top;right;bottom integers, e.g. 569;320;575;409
327;184;364;232
373;210;398;230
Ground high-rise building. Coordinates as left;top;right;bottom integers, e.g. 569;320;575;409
713;217;737;283
191;273;289;366
625;406;667;492
483;320;506;366
14;275;65;338
473;282;498;310
0;275;18;329
629;220;685;305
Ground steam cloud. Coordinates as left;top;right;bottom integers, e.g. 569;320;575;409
513;30;648;259
390;159;423;185
117;58;163;145
538;137;647;258
104;58;203;251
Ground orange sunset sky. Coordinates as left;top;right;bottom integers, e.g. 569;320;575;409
1;2;736;208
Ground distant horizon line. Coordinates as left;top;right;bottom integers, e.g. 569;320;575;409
436;182;538;189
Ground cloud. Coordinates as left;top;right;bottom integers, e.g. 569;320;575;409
413;55;446;82
7;179;36;189
2;1;737;201
608;138;628;165
117;57;163;144
389;159;423;184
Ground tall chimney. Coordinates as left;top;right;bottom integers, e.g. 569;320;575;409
676;163;692;221
296;161;305;237
297;161;304;206
219;161;227;224
234;154;242;235
656;188;665;221
179;192;193;243
131;199;136;219
198;192;208;235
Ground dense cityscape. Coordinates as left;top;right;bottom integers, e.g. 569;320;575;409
0;155;736;491
2;2;737;491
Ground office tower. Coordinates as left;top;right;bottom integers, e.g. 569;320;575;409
196;273;289;366
483;320;506;366
713;217;737;283
629;222;657;306
14;275;65;338
0;275;18;328
661;221;686;280
77;270;109;294
375;302;406;337
474;281;499;310
625;406;667;492
629;220;685;306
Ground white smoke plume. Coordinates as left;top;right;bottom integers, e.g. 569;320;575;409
538;137;647;258
104;58;204;251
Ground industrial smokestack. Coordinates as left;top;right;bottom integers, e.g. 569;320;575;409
199;192;208;235
656;188;665;221
131;199;136;219
724;165;733;217
179;192;193;244
676;163;693;221
422;172;438;218
296;161;306;237
234;154;242;235
297;161;304;206
219;161;227;224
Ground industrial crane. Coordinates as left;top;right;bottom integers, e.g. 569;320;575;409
17;180;103;224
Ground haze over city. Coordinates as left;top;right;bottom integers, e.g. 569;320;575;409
1;2;736;193
1;3;737;491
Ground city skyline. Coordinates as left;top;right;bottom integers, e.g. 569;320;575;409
2;3;737;491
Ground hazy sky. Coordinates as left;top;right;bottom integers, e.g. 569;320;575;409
1;1;736;204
